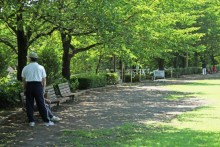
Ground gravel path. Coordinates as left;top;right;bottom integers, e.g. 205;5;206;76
0;75;212;146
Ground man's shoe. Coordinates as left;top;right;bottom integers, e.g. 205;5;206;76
45;121;54;126
29;122;35;127
51;116;62;122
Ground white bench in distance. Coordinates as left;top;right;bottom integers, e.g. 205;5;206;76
153;70;165;80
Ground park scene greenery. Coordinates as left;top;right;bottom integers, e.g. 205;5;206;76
0;0;220;146
1;0;220;108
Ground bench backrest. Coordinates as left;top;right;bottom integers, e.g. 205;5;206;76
20;92;48;104
58;82;71;96
154;70;165;77
153;70;165;80
45;86;58;100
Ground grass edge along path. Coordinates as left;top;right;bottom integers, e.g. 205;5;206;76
59;78;220;146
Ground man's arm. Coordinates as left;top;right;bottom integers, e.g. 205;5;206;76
22;78;27;95
42;77;46;93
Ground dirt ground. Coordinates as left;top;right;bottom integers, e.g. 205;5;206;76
0;73;218;146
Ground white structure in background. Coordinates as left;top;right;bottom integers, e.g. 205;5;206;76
7;67;15;74
153;70;165;80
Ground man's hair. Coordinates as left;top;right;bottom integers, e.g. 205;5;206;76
30;58;38;62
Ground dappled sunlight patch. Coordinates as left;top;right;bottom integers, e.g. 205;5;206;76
162;106;220;132
166;118;220;132
165;94;190;100
60;123;220;146
160;79;220;132
193;79;220;85
80;102;97;106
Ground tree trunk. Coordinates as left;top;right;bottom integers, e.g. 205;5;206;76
119;59;124;82
185;52;188;68
210;53;215;65
16;12;28;81
158;58;164;70
61;32;71;80
194;52;199;67
96;51;103;74
173;53;178;68
181;56;185;68
113;54;116;72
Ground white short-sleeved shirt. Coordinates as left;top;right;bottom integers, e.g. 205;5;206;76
22;62;46;82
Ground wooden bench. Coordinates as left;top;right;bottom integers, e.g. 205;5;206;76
58;82;86;102
20;91;60;112
58;82;76;98
45;85;71;103
153;70;165;80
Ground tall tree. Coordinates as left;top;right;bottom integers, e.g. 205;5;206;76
0;0;56;80
43;0;136;80
197;0;220;65
120;0;205;69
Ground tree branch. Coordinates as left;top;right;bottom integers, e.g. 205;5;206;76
5;20;17;34
122;12;139;23
70;29;98;36
28;27;58;47
70;42;103;57
0;38;17;53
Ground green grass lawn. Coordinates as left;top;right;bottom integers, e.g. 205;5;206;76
60;79;220;146
166;79;220;132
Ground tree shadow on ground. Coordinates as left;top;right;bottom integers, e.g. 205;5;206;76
0;76;210;146
68;85;205;129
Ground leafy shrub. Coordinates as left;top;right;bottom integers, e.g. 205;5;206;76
0;50;11;77
145;73;152;80
38;48;62;85
172;67;201;77
216;65;220;72
0;76;23;109
70;75;79;92
77;78;92;89
165;69;172;78
106;73;120;85
77;73;107;90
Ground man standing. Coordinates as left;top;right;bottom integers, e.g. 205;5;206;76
202;61;206;75
22;52;54;127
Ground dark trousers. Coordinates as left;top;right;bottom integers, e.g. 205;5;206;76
26;82;49;122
